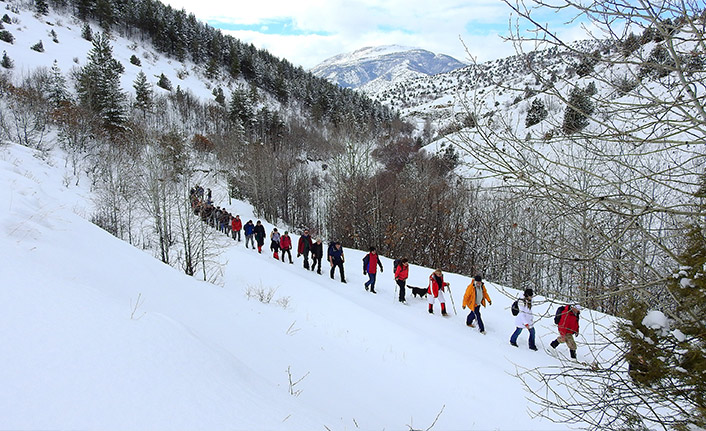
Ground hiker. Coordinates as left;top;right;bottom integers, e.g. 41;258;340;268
550;304;582;359
462;275;492;333
280;231;293;264
270;228;281;259
310;238;323;274
231;215;242;241
254;220;266;253
510;289;537;350
394;258;409;303
328;241;346;283
244;220;255;249
297;229;313;269
428;269;449;316
362;246;383;294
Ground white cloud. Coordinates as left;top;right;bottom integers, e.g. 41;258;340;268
163;0;588;69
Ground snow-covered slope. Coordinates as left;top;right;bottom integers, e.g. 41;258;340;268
0;140;615;429
311;45;466;89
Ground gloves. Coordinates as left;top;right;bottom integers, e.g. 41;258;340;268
489;301;492;305
462;305;466;310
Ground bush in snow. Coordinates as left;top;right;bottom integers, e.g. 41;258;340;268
30;40;44;52
0;30;14;44
157;73;172;91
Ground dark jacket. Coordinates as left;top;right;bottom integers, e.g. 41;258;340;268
254;224;266;244
328;244;344;263
311;242;323;259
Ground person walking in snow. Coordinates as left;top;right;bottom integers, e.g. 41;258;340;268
244;220;255;249
549;304;582;359
297;229;313;269
231;214;242;241
510;289;537;350
362;246;384;294
394;258;409;303
328;241;346;283
254;220;266;253
310;238;323;274
462;275;492;333
428;269;449;316
270;228;281;259
280;231;293;264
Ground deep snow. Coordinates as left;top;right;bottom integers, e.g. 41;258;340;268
0;141;613;430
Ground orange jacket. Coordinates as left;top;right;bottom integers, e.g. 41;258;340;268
462;282;491;308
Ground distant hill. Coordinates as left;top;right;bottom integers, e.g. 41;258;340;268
310;45;466;89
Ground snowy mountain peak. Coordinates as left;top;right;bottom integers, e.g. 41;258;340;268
311;45;466;88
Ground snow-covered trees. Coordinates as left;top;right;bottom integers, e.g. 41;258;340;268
454;0;706;428
75;32;126;128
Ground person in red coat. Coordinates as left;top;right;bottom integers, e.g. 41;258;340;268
231;215;242;241
428;269;449;316
550;304;581;359
362;247;383;294
280;231;293;264
394;258;409;304
297;229;313;269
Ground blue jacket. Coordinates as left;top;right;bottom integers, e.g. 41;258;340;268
244;222;254;235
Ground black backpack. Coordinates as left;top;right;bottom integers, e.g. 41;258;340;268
554;305;566;324
511;300;519;316
393;259;401;273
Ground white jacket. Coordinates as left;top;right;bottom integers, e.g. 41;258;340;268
514;300;534;328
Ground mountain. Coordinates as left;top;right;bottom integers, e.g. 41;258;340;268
310;45;466;89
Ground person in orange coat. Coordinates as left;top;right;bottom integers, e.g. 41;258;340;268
462;275;492;334
428;269;449;316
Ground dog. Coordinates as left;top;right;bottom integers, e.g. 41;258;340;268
408;285;428;298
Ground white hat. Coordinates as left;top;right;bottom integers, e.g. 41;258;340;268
572;304;582;311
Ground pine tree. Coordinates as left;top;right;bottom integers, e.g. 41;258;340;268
213;87;225;106
30;40;44;52
47;60;69;107
157;73;172;91
562;86;593;134
75;32;126;127
525;98;547;128
1;50;13;69
35;0;49;15
81;23;93;41
133;71;152;114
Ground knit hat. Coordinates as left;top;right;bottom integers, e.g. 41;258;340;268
474;275;482;282
523;288;533;298
572;304;582;311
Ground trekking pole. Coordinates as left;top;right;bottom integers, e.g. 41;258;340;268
447;283;458;315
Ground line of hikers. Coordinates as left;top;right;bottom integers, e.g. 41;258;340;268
190;185;583;359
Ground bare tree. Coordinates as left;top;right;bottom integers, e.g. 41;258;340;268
450;1;706;429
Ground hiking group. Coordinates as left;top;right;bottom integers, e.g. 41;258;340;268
191;184;584;359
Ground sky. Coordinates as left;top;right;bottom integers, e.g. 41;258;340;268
161;0;591;69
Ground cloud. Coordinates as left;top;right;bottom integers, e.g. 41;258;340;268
163;0;590;69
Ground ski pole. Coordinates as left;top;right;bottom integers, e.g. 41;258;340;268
447;283;458;315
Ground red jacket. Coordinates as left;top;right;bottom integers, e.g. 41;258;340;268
558;307;580;336
427;273;448;297
394;264;408;280
232;217;242;231
280;235;292;250
298;235;312;254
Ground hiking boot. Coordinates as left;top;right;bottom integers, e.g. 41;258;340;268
550;340;560;349
364;284;369;291
370;288;376;294
529;346;538;351
480;330;486;334
570;349;577;359
466;323;475;328
510;341;518;347
341;279;347;284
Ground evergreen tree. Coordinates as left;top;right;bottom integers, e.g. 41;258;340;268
1;15;11;24
157;73;172;91
562;86;593;134
1;50;13;69
0;30;15;44
213;87;225;106
133;71;152;114
47;60;69;107
30;40;44;52
129;54;141;66
81;23;93;41
525;98;548;128
35;0;49;15
75;32;126;127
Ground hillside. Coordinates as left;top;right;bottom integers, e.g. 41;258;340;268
0;138;612;429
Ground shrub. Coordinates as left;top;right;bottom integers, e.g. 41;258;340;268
30;40;44;52
157;73;172;91
1;51;13;69
129;54;141;66
562;87;594;134
1;15;11;24
0;30;14;44
525;98;548;128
